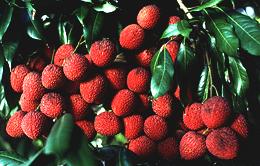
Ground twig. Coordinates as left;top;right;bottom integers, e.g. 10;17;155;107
176;0;193;19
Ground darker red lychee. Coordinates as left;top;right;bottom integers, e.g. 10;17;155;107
123;114;144;140
137;5;160;30
42;64;65;89
231;114;249;139
152;94;174;118
76;120;96;141
183;103;204;130
40;92;66;118
201;96;231;128
144;115;168;141
19;93;39;112
94;112;121;136
206;127;239;160
90;39;116;67
10;65;30;93
54;44;74;66
6;111;26;138
111;89;137;116
119;24;145;50
28;56;47;72
69;94;89;121
158;137;179;160
104;66;127;90
127;67;150;93
135;48;155;67
179;131;207;160
166;41;179;63
168;16;181;25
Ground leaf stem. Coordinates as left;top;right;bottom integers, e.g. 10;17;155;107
205;51;213;98
73;35;84;53
176;0;193;19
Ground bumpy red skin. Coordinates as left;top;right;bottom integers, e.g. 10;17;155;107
168;16;181;25
80;74;107;104
166;41;179;63
144;115;168;141
22;72;45;100
180;131;207;160
111;89;137;116
10;65;30;93
63;54;90;81
6;111;26;138
76;120;96;141
127;67;150;93
206;127;239;160
90;39;116;67
119;24;145;50
28;56;47;72
40;92;66;118
42;64;65;89
21;111;49;140
123;115;144;140
137;5;160;30
135;48;155;67
94;112;121;136
69;94;89;121
54;44;74;66
183;103;204;130
231;114;248;139
152;94;174;118
62;80;80;94
201;96;231;128
128;135;156;158
19;93;39;112
158;137;179;160
104;66;127;90
137;94;150;113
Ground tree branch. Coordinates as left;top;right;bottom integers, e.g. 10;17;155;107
176;0;193;19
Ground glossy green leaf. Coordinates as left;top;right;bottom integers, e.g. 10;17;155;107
93;2;117;13
161;20;192;39
0;151;26;166
2;41;18;70
116;149;134;166
198;66;210;102
0;0;15;41
81;0;93;3
75;6;90;26
27;25;43;41
58;20;68;44
191;0;223;12
0;46;4;82
0;84;11;118
92;12;104;41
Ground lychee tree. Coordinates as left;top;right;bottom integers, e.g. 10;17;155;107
0;0;260;166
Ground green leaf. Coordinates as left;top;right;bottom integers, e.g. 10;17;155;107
0;84;10;118
0;46;5;82
27;25;43;41
22;149;56;166
0;151;26;165
228;57;249;97
2;41;18;70
150;47;174;98
198;66;210;102
161;20;192;39
81;0;93;3
116;149;134;166
58;19;68;44
75;6;90;26
0;0;15;41
207;18;239;57
93;2;117;13
92;12;104;41
191;0;223;12
44;114;74;158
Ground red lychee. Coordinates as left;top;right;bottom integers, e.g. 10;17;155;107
111;89;137;116
168;16;181;25
104;66;127;90
119;24;145;50
183;103;204;130
230;114;249;139
40;92;66;118
144;115;168;141
76;120;96;141
127;67;150;93
6;111;26;138
135;48;155;67
19;93;39;112
166;41;179;63
28;56;47;72
179;131;207;160
157;137;179;160
69;94;89;121
54;44;74;66
10;65;30;93
41;64;65;89
206;127;239;160
152;94;174;118
94;112;121;136
137;5;160;30
90;39;116;67
201;96;231;128
123;114;144;140
128;135;156;158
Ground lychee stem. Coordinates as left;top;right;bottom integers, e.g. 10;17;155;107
73;35;84;54
176;0;193;19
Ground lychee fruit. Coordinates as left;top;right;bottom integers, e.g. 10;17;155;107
179;131;207;160
19;93;39;112
206;127;239;160
230;114;248;139
127;67;150;93
54;44;74;66
80;74;107;104
76;120;96;141
166;41;179;63
69;94;89;121
128;135;156;158
40;92;66;118
111;89;137;116
123;114;144;139
144;115;168;141
104;65;127;90
41;64;65;89
63;53;90;81
28;56;47;72
183;103;204;130
94;112;121;136
89;39;116;67
157;137;179;160
6;111;26;138
137;5;160;30
168;16;181;25
201;96;231;128
10;65;30;93
22;72;45;100
21;111;49;139
135;48;155;67
119;24;145;50
152;94;174;118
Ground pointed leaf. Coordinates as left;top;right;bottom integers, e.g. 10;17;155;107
161;20;192;39
2;41;18;70
58;20;68;44
198;66;210;102
0;151;26;165
93;2;117;13
75;6;90;26
92;12;104;41
191;0;223;12
27;25;43;41
0;46;5;82
0;0;15;41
